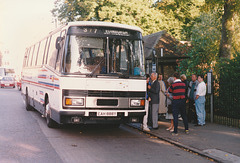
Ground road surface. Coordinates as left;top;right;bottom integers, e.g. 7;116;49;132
0;88;212;163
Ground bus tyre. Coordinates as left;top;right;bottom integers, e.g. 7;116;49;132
45;100;58;128
25;92;32;111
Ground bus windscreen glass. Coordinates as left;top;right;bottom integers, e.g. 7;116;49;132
64;29;145;77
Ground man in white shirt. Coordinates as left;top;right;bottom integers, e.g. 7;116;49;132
195;74;206;126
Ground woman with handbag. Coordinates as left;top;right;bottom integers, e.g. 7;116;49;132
165;77;174;132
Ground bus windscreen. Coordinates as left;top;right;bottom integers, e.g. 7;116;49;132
64;35;145;77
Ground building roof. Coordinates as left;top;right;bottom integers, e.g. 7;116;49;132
143;31;189;60
143;31;166;59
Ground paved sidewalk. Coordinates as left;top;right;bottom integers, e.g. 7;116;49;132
129;119;240;163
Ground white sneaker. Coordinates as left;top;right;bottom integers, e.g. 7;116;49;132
143;128;150;132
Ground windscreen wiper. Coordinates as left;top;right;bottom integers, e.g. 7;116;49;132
87;58;105;77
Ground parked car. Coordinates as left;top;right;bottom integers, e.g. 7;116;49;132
0;76;15;88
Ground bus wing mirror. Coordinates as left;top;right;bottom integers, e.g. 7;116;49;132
56;37;63;50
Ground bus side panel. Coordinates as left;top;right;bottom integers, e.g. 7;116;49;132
49;88;62;124
22;68;35;108
35;67;61;123
22;67;59;116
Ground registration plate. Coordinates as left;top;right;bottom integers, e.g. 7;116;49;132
5;84;9;86
97;111;117;117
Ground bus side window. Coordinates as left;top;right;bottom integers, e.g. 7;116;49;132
64;38;71;73
27;47;33;67
32;43;39;66
56;30;66;72
44;37;51;65
30;45;35;67
47;31;61;68
37;38;47;66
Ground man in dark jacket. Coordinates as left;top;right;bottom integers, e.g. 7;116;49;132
148;72;160;129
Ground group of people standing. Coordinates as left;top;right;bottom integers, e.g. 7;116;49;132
143;72;207;135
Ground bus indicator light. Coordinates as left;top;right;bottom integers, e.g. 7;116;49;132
65;98;72;105
140;100;145;106
65;98;84;106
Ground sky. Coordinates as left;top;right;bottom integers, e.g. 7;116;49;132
0;0;57;74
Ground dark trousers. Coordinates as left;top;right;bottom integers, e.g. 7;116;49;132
188;99;198;124
172;99;188;133
147;103;152;127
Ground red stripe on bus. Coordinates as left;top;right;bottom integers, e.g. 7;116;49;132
22;79;60;90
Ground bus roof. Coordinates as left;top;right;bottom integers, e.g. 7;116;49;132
30;21;143;48
66;21;143;33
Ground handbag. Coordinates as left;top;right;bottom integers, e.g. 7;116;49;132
165;92;173;114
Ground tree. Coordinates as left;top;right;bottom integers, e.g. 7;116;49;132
178;10;221;76
219;0;238;58
155;0;204;40
52;0;183;36
204;0;240;58
52;0;98;22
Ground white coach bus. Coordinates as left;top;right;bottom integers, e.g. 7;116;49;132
22;21;146;128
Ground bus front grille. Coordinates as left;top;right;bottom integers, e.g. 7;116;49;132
97;99;118;106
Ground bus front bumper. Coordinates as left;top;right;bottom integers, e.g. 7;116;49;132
52;109;145;124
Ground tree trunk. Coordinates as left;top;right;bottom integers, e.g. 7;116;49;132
219;0;235;59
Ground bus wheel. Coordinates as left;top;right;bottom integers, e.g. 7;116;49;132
45;99;58;128
25;91;32;111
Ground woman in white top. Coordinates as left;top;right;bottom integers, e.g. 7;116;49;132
195;74;206;126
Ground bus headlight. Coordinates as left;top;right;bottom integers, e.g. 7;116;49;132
130;99;145;107
65;98;84;106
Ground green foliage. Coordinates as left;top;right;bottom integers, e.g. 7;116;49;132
177;10;221;77
96;0;183;36
52;0;183;37
218;52;240;81
215;52;240;119
203;0;240;13
52;0;99;22
156;0;204;40
202;0;240;58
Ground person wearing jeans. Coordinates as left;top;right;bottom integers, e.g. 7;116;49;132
195;74;206;126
